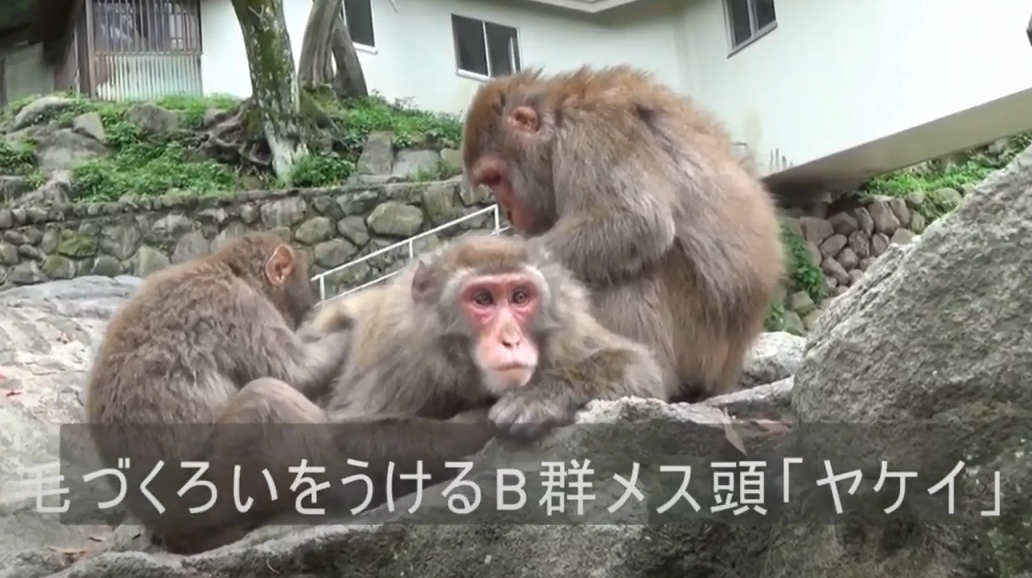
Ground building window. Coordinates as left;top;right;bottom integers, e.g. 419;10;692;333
451;15;521;79
342;0;375;49
724;0;776;51
88;0;204;99
92;0;202;53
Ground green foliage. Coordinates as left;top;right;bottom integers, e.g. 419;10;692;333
0;140;37;177
782;219;824;302
860;131;1032;220
1;90;465;202
153;94;240;129
766;218;824;332
72;145;239;202
291;151;356;188
324;93;464;153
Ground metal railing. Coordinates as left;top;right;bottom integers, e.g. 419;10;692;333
311;203;509;302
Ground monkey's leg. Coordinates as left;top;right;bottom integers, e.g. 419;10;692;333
152;378;337;554
157;388;496;553
490;345;667;441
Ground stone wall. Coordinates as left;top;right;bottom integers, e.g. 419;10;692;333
0;175;943;334
775;192;934;333
0;176;497;296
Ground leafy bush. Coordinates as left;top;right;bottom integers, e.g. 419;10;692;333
765;219;824;331
1;91;465;202
860;132;1032;219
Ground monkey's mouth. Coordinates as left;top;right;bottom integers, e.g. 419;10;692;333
494;362;534;371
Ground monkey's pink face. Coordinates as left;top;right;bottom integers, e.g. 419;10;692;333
462;274;540;394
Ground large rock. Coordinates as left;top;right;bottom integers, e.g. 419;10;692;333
739;332;804;389
51;395;789;578
0;276;143;577
0;275;803;578
764;146;1032;577
35;129;110;174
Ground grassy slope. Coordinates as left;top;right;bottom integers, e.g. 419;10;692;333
0;92;464;203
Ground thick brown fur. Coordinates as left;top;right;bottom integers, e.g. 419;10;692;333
461;65;785;402
309;233;666;441
86;232;494;555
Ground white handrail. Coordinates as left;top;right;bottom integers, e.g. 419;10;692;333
311;203;510;301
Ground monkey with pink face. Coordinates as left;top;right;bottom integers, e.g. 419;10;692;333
312;232;667;441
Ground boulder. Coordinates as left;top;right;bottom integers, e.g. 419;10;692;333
0;275;805;578
52;395;788;578
764;146;1032;577
0;276;143;577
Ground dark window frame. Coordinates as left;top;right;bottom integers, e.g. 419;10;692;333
342;0;375;50
450;14;521;79
723;0;777;55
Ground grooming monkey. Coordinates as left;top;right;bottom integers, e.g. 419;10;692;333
86;232;495;555
308;233;666;441
461;65;785;402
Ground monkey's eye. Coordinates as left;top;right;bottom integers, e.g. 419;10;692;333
511;289;529;304
473;290;494;306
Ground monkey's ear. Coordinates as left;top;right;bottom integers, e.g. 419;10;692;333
506;105;540;134
411;260;436;303
265;244;296;286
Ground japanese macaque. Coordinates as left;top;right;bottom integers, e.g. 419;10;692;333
307;233;666;441
461;65;785;402
85;232;495;555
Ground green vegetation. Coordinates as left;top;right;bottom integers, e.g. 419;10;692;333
7;90;1031;336
1;91;464;203
860;132;1032;219
765;131;1032;332
766;220;825;331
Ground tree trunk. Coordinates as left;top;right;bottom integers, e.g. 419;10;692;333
330;18;368;98
297;0;339;87
231;0;308;182
297;0;368;97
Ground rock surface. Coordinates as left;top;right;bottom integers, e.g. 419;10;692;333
0;276;144;578
764;146;1032;577
0;276;801;578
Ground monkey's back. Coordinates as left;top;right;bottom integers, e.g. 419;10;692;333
86;258;242;427
549;65;784;394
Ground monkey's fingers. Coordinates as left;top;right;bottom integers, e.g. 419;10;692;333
306;302;355;333
489;393;574;443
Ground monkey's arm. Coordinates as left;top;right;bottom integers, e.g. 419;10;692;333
489;337;666;441
304;297;362;335
231;289;352;396
544;133;677;287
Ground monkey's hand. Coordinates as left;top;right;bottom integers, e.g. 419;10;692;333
305;301;355;334
449;406;494;425
489;377;580;443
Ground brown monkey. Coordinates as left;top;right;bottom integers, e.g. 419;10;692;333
461;65;785;402
308;233;666;441
86;232;494;555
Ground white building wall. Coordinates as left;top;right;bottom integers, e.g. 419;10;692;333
679;0;1032;174
199;0;1032;182
199;0;686;114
